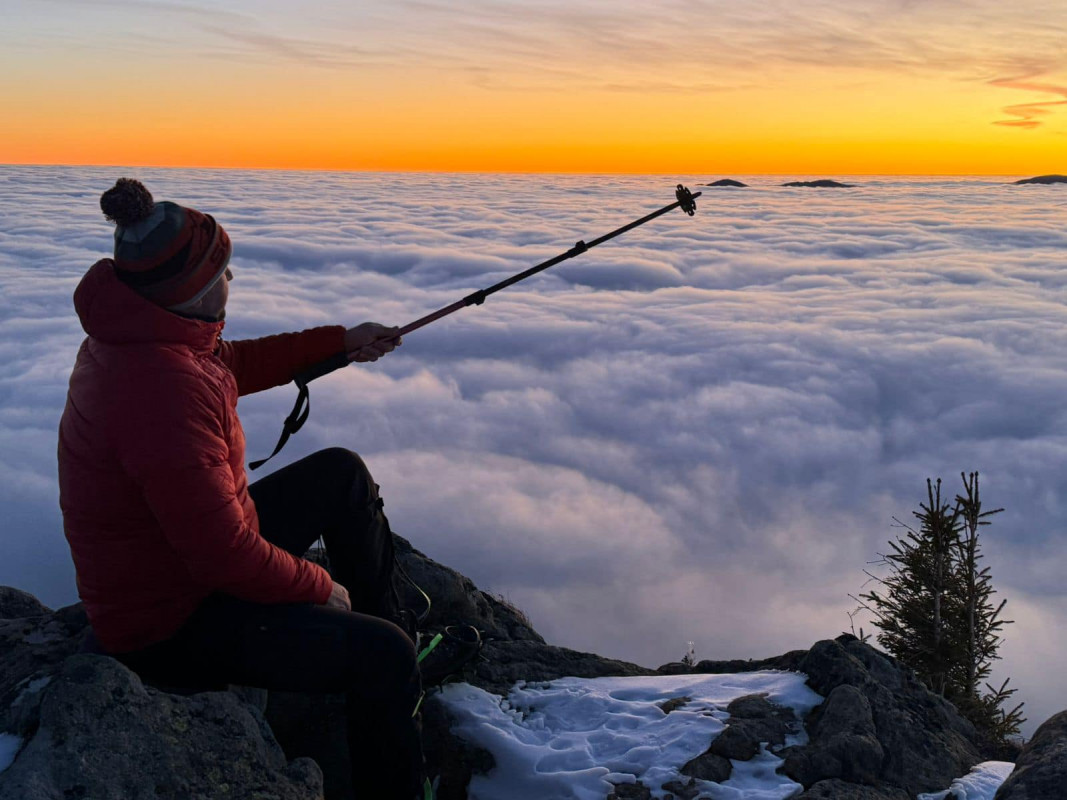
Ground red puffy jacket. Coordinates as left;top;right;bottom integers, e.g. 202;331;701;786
59;259;344;653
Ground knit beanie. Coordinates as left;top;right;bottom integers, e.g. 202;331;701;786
100;178;232;310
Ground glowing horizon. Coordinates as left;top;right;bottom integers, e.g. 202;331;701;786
3;1;1065;175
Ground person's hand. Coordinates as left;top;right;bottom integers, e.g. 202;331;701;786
323;581;352;611
344;322;401;363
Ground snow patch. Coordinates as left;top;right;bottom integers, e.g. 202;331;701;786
13;676;51;706
917;760;1016;800
701;743;802;799
0;733;22;774
438;670;822;800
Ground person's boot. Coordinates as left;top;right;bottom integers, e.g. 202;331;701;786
416;625;483;688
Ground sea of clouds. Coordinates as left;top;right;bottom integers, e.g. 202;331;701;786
1;166;1065;735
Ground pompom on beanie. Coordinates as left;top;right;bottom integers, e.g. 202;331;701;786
100;178;232;310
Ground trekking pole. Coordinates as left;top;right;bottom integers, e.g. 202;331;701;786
251;185;702;469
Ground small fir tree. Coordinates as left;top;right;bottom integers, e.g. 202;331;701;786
859;473;1023;745
862;478;963;695
951;473;1004;699
947;473;1023;743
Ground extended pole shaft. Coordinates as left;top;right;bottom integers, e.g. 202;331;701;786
298;185;701;384
250;185;701;469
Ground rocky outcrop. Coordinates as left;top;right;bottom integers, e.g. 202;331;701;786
1013;174;1067;185
782;179;855;188
785;684;884;786
2;655;322;800
675;693;794;786
0;587;50;620
995;711;1067;799
0;543;1034;800
791;637;981;794
698;694;796;762
661;635;984;798
393;536;543;646
706;179;748;187
0;597;91;742
0;595;321;799
797;780;909;799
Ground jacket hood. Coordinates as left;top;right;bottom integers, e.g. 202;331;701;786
74;259;223;352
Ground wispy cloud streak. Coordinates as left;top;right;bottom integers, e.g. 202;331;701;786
16;0;1067;94
990;74;1067;128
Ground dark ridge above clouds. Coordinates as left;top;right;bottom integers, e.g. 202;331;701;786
707;179;748;187
781;179;855;188
1013;175;1067;185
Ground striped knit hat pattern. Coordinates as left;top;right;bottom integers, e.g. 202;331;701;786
100;178;232;310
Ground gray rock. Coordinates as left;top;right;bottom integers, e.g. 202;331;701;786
659;649;807;675
394;535;543;643
0;602;90;740
797;779;910;799
676;694;796;785
0;586;51;619
227;684;269;714
783;684;883;786
789;636;981;796
661;777;701;799
266;689;349;800
1013;174;1067;185
727;693;787;720
672;635;983;797
813;684;878;737
994;710;1067;799
472;639;654;696
657;661;693;675
658;696;691;715
608;781;653;799
708;694;797;761
0;654;322;800
680;750;732;782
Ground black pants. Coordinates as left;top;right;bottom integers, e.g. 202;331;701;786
115;448;423;800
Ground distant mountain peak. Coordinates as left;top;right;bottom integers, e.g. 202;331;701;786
782;179;854;188
1014;174;1067;185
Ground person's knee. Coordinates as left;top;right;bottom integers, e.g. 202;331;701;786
313;447;368;480
361;619;418;699
384;619;417;670
311;448;378;503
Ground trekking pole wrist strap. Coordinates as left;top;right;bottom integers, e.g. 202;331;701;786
249;352;348;470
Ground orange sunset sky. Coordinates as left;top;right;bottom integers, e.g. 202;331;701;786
3;0;1065;174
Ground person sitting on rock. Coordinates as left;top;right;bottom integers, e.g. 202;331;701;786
57;178;426;800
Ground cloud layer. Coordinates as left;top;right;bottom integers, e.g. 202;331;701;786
2;166;1066;736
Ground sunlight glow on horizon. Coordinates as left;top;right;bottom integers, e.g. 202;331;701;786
3;1;1065;175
